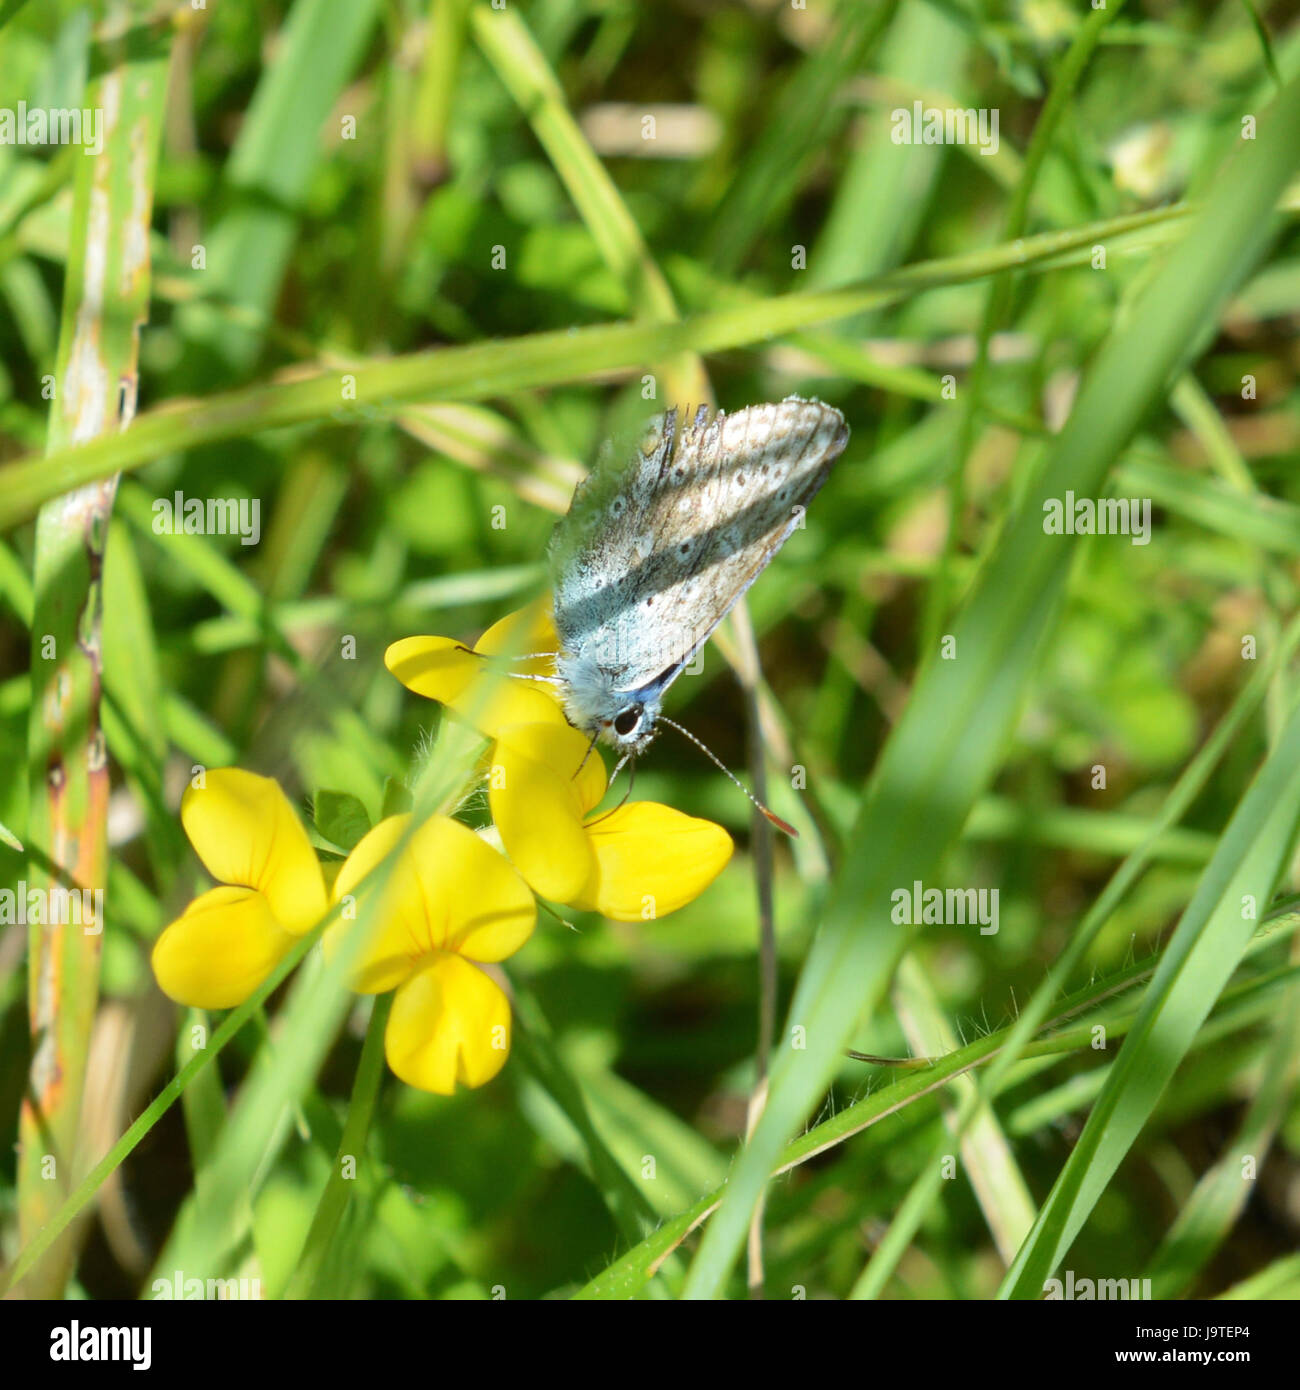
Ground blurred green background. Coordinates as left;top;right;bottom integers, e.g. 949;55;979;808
1;0;1299;1300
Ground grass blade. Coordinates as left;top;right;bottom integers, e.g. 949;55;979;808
680;68;1300;1300
0;202;1247;532
999;697;1300;1296
14;19;170;1297
471;4;710;407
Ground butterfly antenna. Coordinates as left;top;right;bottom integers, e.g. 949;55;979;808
657;715;797;838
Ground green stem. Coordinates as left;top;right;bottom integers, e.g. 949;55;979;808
17;18;171;1297
471;3;711;407
0;202;1228;532
284;991;393;1299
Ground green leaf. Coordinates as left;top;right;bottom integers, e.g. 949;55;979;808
681;66;1300;1301
380;776;413;820
314;790;372;852
575;919;1300;1298
0;202;1218;532
1000;698;1300;1296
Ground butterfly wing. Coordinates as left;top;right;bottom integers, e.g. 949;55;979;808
550;397;848;702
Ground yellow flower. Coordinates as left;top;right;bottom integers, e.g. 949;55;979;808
386;599;734;922
384;596;565;738
325;814;535;1094
152;769;327;1010
490;721;734;920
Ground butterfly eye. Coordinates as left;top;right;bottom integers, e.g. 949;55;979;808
613;709;640;737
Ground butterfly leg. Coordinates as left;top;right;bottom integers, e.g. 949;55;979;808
572;727;602;780
458;645;564;686
583;753;636;827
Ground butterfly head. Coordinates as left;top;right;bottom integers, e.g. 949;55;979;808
552;647;796;834
606;700;660;755
556;649;662;754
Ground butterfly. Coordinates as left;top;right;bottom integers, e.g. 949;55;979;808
546;396;849;769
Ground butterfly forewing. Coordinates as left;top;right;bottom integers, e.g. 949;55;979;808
550;397;848;699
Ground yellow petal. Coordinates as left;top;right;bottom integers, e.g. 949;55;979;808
384;636;483;706
385;634;564;735
180;769;326;934
327;814;535;991
490;722;605;901
151;886;295;1009
474;674;567;736
384;953;512;1094
475;599;563;719
326;816;424;993
435;821;536;962
476;596;558;667
570;802;733;921
496;718;608;813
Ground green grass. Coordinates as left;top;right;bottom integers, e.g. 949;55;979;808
1;0;1299;1302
